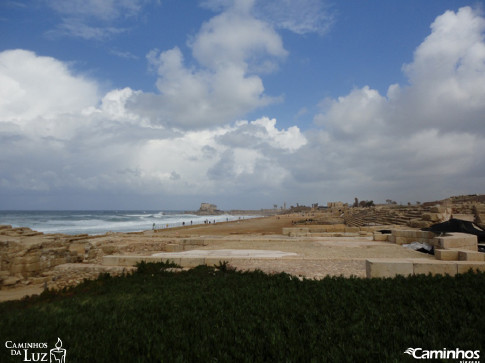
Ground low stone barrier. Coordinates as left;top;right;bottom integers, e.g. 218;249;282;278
388;230;436;245
366;258;485;278
283;225;379;237
103;253;295;269
375;229;482;264
432;232;477;251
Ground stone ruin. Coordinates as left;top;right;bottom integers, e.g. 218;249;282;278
195;203;222;215
341;195;485;230
1;195;484;292
0;226;207;291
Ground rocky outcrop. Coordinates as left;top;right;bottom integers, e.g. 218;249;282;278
0;225;209;291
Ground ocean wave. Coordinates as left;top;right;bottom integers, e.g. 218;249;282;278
0;211;261;235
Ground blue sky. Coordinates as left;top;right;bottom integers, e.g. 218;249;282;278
1;0;484;210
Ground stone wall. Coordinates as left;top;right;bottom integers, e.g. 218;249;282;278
1;227;84;279
0;225;210;291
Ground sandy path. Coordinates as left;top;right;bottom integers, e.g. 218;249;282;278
155;215;297;236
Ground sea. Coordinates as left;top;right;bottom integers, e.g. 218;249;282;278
0;210;260;236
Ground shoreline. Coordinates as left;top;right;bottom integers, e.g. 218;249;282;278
3;196;485;302
0;213;434;302
0;210;268;237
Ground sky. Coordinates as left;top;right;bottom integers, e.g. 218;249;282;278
1;0;484;210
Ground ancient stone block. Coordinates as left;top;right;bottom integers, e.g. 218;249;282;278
10;263;25;274
434;249;459;261
456;262;485;274
408;219;431;229
452;214;475;222
179;258;205;268
393;237;409;245
2;276;21;286
430;205;446;213
413;261;456;276
365;259;413;278
204;258;226;266
422;213;432;221
165;244;183;252
68;243;86;256
101;245;118;255
435;233;477;251
325;225;346;232
373;232;388;242
458;250;485;261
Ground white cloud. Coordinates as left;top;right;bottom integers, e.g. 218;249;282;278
2;6;485;209
53;19;127;40
305;6;485;203
48;0;147;21
0;49;305;208
0;49;99;124
202;0;334;36
254;0;334;36
191;3;287;71
133;118;306;195
47;0;154;40
388;6;485;135
314;86;387;139
130;2;287;129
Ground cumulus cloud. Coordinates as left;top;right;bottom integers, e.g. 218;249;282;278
396;6;485;134
314;86;387;139
191;2;287;71
130;1;287;129
0;49;305;208
307;6;485;202
217;118;306;152
0;49;99;124
2;6;485;209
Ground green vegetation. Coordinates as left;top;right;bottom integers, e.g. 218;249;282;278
1;262;484;362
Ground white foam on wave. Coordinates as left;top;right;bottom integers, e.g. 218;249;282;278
0;211;261;235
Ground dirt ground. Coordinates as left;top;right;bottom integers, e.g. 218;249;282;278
0;214;432;302
155;214;297;236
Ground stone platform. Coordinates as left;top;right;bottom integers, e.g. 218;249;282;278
104;249;298;268
366;259;485;278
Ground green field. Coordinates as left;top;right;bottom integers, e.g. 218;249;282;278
1;262;484;362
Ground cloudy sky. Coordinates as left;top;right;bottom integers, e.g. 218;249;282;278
1;0;484;210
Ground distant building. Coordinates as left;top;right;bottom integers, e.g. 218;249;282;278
200;203;217;212
327;202;344;208
196;203;222;215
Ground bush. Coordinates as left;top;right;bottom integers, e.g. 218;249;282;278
0;265;483;362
